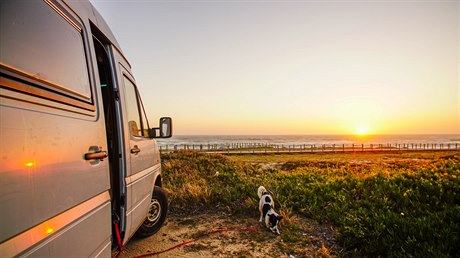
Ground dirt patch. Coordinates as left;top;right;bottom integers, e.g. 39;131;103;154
119;212;340;258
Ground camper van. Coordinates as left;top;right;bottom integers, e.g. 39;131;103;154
0;0;172;256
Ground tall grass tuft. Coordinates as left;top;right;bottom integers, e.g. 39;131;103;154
161;151;264;214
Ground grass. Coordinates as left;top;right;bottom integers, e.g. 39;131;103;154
161;150;460;257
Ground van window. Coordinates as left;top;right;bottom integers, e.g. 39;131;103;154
123;76;149;137
0;0;91;101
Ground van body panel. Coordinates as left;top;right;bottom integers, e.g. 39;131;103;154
20;201;111;257
127;170;157;235
128;137;158;177
0;104;110;244
0;192;111;257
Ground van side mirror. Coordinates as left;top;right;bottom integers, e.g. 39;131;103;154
149;117;172;138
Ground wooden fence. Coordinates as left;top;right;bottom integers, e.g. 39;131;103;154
159;142;460;154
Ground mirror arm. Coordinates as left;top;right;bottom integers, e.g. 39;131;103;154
148;128;159;138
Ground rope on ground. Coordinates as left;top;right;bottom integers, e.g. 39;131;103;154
132;227;258;258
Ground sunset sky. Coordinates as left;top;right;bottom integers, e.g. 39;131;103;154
90;0;459;135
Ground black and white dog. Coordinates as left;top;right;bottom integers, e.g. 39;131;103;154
258;186;282;235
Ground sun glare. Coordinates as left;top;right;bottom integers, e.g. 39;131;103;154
356;127;368;136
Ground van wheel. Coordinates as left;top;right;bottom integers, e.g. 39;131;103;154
136;186;168;237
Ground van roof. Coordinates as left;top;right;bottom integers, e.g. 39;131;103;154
65;0;130;68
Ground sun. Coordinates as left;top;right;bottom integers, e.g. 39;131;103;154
356;127;368;136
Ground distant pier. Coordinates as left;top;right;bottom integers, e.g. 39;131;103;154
159;142;460;154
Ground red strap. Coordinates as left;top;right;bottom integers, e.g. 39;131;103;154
133;227;257;258
114;222;123;257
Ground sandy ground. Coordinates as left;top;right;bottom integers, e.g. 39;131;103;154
118;212;340;258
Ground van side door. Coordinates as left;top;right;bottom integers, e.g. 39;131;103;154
113;54;160;242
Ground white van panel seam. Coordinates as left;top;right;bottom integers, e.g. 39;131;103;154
125;163;160;185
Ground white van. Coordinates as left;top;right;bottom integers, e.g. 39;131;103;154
0;0;172;256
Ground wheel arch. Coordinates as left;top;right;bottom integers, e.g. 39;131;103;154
154;174;162;188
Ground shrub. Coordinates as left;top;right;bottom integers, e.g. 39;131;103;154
161;150;460;257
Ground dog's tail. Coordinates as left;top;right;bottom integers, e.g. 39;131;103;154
257;186;266;198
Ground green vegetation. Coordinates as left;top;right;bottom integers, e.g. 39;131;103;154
162;151;460;257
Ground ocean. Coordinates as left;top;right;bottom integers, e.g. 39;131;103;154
157;134;460;148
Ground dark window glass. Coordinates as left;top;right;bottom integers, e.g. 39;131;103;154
123;76;148;137
0;0;90;100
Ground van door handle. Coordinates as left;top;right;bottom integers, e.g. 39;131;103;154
84;146;108;161
85;151;108;160
131;146;141;154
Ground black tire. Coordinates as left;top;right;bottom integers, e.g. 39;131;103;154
136;186;168;237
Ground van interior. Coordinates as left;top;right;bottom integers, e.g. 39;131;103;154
92;28;126;243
